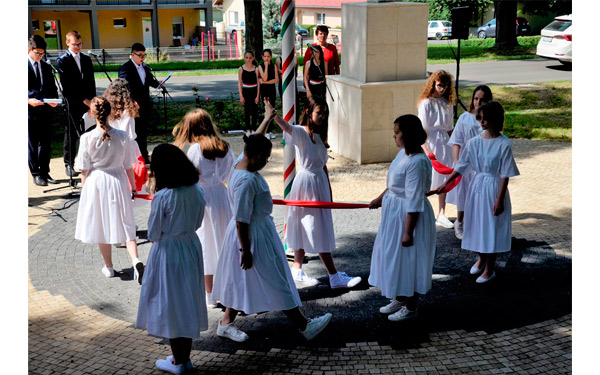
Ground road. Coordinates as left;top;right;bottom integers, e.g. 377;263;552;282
95;58;571;101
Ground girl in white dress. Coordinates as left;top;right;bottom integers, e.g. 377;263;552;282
173;109;235;308
212;117;332;343
74;97;144;283
267;96;361;289
136;144;207;374
447;85;493;240
433;101;520;283
417;70;456;229
368;115;436;321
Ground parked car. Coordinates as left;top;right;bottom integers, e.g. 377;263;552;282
536;14;572;65
273;23;309;38
226;20;245;35
428;20;452;40
477;17;531;39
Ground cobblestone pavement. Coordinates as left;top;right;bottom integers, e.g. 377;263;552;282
28;136;571;374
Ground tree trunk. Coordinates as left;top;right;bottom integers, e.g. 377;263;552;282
494;0;518;50
244;0;263;58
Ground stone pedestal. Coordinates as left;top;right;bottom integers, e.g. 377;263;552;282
327;1;428;164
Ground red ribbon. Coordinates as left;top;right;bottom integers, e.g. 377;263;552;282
272;199;368;209
132;155;148;192
426;154;462;194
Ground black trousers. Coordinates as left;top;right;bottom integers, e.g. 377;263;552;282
242;87;258;131
28;114;52;177
135;104;151;164
63;106;83;168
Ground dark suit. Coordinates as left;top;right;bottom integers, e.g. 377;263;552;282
56;51;96;168
28;58;58;178
118;59;160;163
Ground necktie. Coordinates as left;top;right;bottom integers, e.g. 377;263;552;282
74;54;82;78
34;61;42;91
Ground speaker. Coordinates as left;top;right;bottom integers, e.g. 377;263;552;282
451;6;471;40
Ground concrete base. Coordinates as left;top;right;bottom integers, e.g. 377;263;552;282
327;75;427;164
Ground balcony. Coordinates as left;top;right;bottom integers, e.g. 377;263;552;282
96;0;151;4
29;0;206;5
157;0;205;4
29;0;90;5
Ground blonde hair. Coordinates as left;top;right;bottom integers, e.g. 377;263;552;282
90;96;112;141
104;78;139;120
172;109;230;160
417;70;456;109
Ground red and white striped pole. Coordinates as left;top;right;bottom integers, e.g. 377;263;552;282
281;0;296;253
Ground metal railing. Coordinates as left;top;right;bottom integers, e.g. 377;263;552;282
95;0;151;5
29;0;90;5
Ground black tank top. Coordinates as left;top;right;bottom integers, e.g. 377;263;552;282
308;59;325;84
241;66;258;89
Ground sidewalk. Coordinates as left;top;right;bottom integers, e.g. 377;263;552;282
28;137;571;374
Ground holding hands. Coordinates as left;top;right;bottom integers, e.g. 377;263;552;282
240;248;253;270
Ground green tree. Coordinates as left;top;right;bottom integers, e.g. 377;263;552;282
413;0;493;24
262;0;281;40
521;0;571;16
494;0;518;49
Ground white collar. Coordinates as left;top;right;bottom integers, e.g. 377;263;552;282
131;58;143;69
69;49;80;58
28;55;39;67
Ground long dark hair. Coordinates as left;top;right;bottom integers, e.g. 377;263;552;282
469;85;493;112
394;114;427;155
300;96;330;148
477;101;505;133
150;144;199;192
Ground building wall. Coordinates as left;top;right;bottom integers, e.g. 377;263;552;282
297;8;342;28
222;0;244;27
31;8;201;49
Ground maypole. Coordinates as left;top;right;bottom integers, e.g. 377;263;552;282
281;0;296;254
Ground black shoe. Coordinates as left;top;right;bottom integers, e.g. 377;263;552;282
134;262;145;285
44;175;59;184
33;176;47;186
65;165;80;177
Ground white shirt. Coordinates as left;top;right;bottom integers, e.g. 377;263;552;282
28;55;43;85
68;49;82;76
131;58;146;85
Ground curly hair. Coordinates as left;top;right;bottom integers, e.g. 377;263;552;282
172;109;230;160
417;70;456;109
103;78;139;120
300;96;330;148
90;96;112;141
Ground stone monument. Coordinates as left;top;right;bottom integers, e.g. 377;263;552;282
326;1;429;164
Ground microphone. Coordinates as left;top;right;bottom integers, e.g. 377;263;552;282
307;43;318;52
41;59;57;73
87;50;99;57
143;62;153;71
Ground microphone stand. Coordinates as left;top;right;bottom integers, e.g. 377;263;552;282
43;60;81;195
89;51;112;83
148;67;182;141
449;38;468;118
307;44;334;102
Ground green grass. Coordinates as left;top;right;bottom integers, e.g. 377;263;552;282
91;36;542;77
457;80;571;142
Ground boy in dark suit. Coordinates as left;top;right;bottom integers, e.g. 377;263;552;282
28;35;59;186
57;30;97;177
118;43;160;164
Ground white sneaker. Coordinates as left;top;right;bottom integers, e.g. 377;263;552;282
388;306;418;322
155;358;184;374
292;268;319;287
329;272;361;289
165;356;194;371
206;292;218;308
454;220;464;239
436;214;454;229
102;266;115;278
217;322;249;342
379;299;404;314
301;313;332;340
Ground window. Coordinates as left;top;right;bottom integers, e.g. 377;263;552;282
113;18;126;29
32;20;40;31
316;13;325;25
229;11;239;25
172;17;184;39
430;22;438;28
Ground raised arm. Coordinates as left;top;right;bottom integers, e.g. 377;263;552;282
254;99;277;135
266;98;293;134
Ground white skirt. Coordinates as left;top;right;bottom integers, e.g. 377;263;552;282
197;183;232;275
136;234;208;339
285;169;335;253
75;168;136;244
368;191;436;298
212;215;302;314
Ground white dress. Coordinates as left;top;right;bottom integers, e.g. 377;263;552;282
109;109;142;161
417;97;455;192
74;128;137;244
454;134;520;254
283;125;335;253
368;151;436;298
136;185;208;339
447;112;482;211
212;164;302;314
187;143;235;275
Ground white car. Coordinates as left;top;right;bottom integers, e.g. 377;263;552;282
428;20;452;40
536;14;572;65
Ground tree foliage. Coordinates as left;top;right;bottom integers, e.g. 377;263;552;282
412;0;493;24
262;0;281;40
521;0;572;16
244;0;263;58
